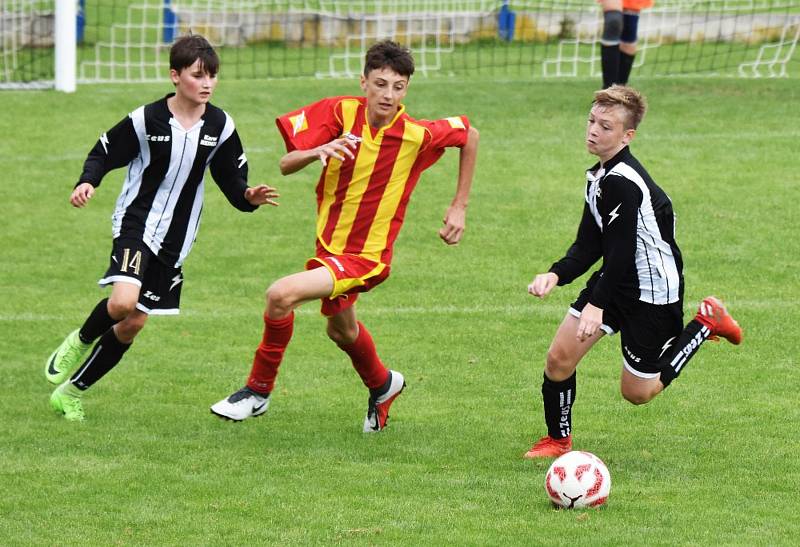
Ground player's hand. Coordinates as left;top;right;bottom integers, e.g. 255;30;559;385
70;182;95;208
439;204;466;245
245;184;280;207
528;272;559;298
315;136;358;166
577;303;603;342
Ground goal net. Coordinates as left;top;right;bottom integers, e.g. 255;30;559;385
2;0;799;88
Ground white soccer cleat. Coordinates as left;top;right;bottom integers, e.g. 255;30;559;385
363;370;406;433
210;387;270;421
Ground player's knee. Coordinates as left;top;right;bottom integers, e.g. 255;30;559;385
107;296;137;319
326;322;357;346
602;10;624;43
114;313;147;342
545;346;575;378
265;282;293;316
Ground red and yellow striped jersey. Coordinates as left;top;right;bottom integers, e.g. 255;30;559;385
276;96;470;265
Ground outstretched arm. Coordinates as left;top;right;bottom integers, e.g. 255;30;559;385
439;125;479;245
279;136;358;175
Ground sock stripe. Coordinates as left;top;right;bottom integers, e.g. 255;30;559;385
70;344;103;387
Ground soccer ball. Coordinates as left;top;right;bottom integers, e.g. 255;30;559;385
545;451;611;509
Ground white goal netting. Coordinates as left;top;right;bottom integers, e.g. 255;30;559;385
2;0;799;87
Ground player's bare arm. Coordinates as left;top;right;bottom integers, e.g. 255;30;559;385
439;126;479;245
244;184;280;207
70;182;96;208
279;137;358;175
528;272;559;298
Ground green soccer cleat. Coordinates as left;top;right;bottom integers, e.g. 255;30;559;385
50;382;85;422
45;330;91;385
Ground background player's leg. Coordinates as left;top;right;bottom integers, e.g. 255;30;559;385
618;10;642;84
600;0;624;88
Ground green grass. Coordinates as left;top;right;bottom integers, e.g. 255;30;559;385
1;77;798;545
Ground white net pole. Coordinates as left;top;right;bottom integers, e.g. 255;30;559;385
54;0;76;91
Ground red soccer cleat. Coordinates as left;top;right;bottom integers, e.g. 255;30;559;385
523;435;573;459
695;296;743;345
363;370;406;432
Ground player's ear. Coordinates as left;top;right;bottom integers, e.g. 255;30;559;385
170;68;180;86
359;74;367;92
622;128;636;145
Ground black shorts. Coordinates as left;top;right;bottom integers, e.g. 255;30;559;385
98;238;184;315
570;281;684;378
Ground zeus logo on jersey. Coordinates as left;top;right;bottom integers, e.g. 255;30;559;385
147;134;171;142
200;134;218;147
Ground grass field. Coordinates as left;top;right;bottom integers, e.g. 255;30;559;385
1;76;798;545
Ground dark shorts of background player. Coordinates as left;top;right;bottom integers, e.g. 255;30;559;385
570;274;684;378
97;238;184;315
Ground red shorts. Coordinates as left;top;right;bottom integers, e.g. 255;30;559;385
305;252;390;316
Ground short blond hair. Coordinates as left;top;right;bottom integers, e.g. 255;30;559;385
593;85;647;130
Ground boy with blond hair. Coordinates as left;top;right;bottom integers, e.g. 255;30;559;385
524;85;741;458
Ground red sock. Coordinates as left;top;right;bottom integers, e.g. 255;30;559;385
247;312;294;394
339;321;390;389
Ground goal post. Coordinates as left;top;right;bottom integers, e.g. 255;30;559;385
55;0;76;92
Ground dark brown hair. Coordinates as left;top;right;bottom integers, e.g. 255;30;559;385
363;40;415;78
170;34;219;76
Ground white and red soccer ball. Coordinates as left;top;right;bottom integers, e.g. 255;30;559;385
545;451;611;509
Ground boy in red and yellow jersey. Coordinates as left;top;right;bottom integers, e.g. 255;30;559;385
211;40;479;432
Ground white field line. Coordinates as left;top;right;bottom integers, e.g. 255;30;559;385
1;299;794;322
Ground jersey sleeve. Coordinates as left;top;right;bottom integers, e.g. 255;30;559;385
423;115;470;151
588;174;641;309
275;97;343;152
77;115;141;188
209;122;257;212
549;201;603;285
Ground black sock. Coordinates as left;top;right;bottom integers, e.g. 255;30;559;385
542;371;576;439
70;328;131;390
601;45;621;88
658;320;711;388
369;373;393;400
619;52;635;84
78;298;119;344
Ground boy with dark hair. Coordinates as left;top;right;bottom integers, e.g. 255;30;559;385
524;85;742;458
211;40;479;432
46;34;279;421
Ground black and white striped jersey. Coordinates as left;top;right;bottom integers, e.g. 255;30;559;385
550;146;684;308
78;93;257;267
